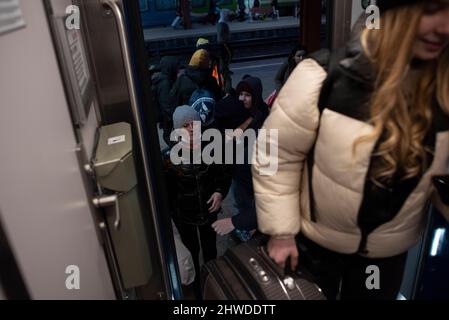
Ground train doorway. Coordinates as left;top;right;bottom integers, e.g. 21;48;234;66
42;0;338;301
139;0;336;300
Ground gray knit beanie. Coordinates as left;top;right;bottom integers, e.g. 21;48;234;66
173;105;201;130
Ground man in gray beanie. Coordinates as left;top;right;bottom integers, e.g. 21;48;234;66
173;105;201;130
172;105;201;150
164;107;232;300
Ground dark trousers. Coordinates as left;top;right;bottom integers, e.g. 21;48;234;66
161;119;173;147
231;179;257;241
298;235;408;300
174;216;217;298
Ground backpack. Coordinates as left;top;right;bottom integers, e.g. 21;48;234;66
150;76;163;123
189;87;216;126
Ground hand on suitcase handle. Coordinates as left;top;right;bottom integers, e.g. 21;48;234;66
267;237;299;272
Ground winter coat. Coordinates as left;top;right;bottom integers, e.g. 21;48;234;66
214;92;251;133
152;56;178;123
170;66;222;108
253;40;449;258
164;149;232;226
235;76;270;134
231;77;270;230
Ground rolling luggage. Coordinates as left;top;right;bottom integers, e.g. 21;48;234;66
201;236;326;300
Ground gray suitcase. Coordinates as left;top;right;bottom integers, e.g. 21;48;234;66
201;237;326;300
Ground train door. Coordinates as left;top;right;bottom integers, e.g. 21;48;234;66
139;0;336;300
0;0;115;299
0;214;30;300
42;0;182;299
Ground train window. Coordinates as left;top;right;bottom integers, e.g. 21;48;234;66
139;0;149;12
191;0;207;9
155;0;176;11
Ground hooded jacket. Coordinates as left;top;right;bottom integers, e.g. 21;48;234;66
236;77;270;131
234;77;270;183
253;40;449;258
152;56;179;122
231;77;270;230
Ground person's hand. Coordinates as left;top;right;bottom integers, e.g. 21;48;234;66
207;192;223;213
212;218;235;235
267;237;298;271
224;117;254;142
238;117;254;132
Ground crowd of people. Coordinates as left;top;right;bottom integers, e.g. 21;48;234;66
151;0;449;301
152;36;286;298
173;0;287;29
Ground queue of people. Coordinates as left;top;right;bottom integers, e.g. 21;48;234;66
152;37;273;298
152;0;449;300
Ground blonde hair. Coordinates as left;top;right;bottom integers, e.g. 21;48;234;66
354;4;449;187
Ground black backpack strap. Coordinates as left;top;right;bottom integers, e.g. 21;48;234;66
184;73;204;91
316;47;346;112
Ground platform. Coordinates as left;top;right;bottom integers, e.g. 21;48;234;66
144;16;300;42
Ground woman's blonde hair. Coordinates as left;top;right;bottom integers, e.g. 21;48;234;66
355;3;449;187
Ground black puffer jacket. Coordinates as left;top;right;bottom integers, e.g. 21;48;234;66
164;149;232;225
170;66;222;107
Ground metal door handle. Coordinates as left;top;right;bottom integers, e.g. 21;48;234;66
100;0;175;298
93;195;121;229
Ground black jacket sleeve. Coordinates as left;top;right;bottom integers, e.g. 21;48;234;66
231;207;258;231
247;103;270;131
159;78;175;121
169;76;184;108
213;163;232;199
162;152;177;214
